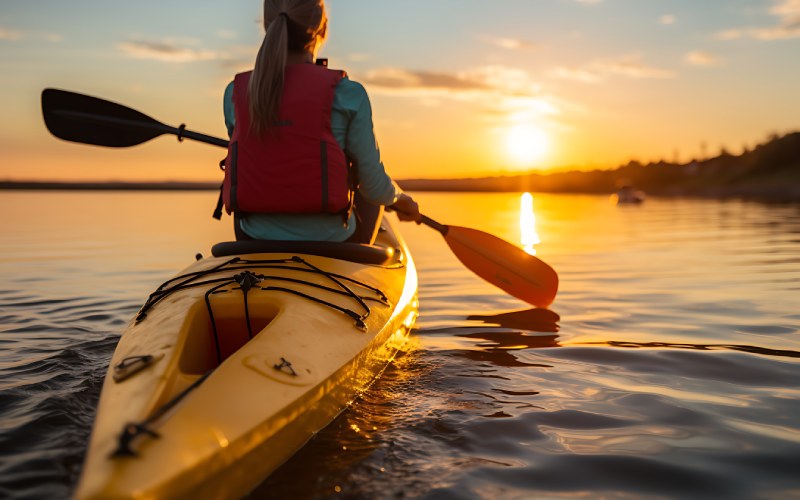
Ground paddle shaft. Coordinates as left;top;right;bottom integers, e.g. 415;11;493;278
418;214;448;235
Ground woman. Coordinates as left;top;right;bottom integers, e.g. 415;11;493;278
221;0;420;243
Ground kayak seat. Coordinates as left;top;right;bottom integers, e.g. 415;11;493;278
210;240;396;265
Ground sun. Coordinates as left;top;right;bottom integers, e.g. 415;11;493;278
506;124;548;167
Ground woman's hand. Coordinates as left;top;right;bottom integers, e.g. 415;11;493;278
391;193;421;223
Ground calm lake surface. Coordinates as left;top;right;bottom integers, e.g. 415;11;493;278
1;191;799;499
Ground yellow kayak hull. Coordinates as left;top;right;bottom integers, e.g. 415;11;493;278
75;218;417;499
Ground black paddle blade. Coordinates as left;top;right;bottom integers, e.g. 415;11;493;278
42;88;172;148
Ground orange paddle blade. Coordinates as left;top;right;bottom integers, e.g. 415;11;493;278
443;225;558;307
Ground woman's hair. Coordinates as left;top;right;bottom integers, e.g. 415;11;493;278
249;0;328;135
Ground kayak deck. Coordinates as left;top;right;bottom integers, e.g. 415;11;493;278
76;219;418;499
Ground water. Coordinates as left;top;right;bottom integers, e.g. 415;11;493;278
1;191;799;499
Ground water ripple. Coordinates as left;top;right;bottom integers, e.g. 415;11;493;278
2;192;800;499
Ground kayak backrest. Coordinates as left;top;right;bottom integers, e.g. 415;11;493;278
210;240;396;265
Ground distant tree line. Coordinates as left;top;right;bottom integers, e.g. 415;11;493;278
398;132;800;201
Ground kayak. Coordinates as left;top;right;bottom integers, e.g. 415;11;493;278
42;87;558;498
75;216;418;499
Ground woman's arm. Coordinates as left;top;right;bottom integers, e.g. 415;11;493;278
343;81;419;221
223;81;235;138
342;82;399;206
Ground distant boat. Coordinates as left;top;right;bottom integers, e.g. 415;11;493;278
612;185;646;204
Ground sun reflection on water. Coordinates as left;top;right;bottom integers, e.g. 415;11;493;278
520;192;540;255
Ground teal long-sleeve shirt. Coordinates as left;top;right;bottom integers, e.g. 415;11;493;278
223;73;399;241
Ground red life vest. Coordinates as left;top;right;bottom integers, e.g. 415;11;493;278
222;64;353;217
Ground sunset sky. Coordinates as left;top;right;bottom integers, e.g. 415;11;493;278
1;0;799;181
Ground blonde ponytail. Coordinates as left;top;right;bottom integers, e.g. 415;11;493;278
248;0;329;136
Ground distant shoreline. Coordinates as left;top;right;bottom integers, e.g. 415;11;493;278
2;179;797;203
3;131;798;201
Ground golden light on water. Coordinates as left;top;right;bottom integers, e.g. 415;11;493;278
520;192;540;255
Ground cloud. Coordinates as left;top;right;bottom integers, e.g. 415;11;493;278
466;66;544;95
549;53;675;83
361;67;492;92
0;27;23;41
717;0;800;40
575;0;603;4
118;39;219;63
214;44;259;70
771;0;800;21
358;65;562;125
660;15;676;25
480;35;543;51
685;51;724;67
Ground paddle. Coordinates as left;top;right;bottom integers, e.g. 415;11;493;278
42;88;559;307
41;88;227;148
404;214;558;308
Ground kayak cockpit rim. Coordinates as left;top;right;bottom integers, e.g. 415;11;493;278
210;240;398;266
